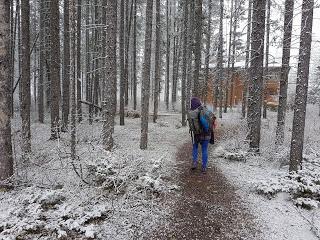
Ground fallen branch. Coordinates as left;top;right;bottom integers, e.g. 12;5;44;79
80;100;102;111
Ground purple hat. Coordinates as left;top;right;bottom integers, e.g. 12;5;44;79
191;97;201;110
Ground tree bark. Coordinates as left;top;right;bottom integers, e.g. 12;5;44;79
275;0;294;145
218;0;224;119
153;0;161;123
140;0;153;150
20;0;31;154
181;0;188;126
70;0;77;161
224;0;234;113
263;0;271;119
119;0;125;125
247;0;266;151
62;0;70;132
132;0;137;110
50;0;61;139
203;0;212;104
229;0;238;110
192;0;202;98
165;0;170;110
103;0;117;150
289;0;314;172
0;0;14;180
242;0;252;119
77;0;82;122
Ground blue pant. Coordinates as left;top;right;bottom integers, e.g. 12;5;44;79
192;140;209;169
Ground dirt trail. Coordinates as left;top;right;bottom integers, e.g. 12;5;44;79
149;132;261;240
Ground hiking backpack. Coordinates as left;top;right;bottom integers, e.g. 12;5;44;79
187;106;215;135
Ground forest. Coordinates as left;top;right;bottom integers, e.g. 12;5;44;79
0;0;320;239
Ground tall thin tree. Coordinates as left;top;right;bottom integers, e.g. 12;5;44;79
181;0;189;126
77;0;82;122
263;0;271;119
0;0;13;180
247;0;266;151
70;0;77;161
62;0;70;132
218;0;224;119
20;0;31;154
140;0;154;150
153;0;161;123
289;0;314;172
119;0;125;125
275;0;294;145
50;0;61;139
241;0;252;118
193;0;202;98
102;0;117;150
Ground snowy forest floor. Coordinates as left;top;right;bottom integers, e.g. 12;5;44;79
1;105;320;239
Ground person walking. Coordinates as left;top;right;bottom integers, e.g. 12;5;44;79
188;97;216;173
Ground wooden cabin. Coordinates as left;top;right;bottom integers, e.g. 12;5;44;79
205;66;282;109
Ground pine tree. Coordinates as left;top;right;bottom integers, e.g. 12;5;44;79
193;0;202;98
0;0;13;180
50;0;61;140
119;0;125;125
102;0;117;151
241;0;252;119
153;0;161;123
62;0;70;132
289;0;314;172
140;0;154;150
275;0;294;145
217;0;224;119
20;0;31;154
181;0;189;126
247;0;266;151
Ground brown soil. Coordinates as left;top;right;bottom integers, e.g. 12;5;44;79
149;133;261;240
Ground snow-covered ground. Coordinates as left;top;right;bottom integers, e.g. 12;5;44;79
212;104;320;240
0;113;187;239
2;104;320;240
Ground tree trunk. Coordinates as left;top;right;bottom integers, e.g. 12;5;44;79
203;0;213;104
186;0;195;112
38;0;45;123
247;0;266;151
165;0;170;110
153;0;161;123
62;0;70;132
102;0;117;150
0;0;14;180
93;0;99;117
218;0;224;119
263;0;271;119
275;0;294;145
119;0;125;125
192;0;202;98
9;0;14;117
289;0;314;172
140;0;153;150
133;0;137;110
229;0;238;110
50;0;61;139
70;0;77;161
181;0;188;126
20;0;31;154
224;0;234;113
124;0;133;107
77;0;82;122
242;0;252;119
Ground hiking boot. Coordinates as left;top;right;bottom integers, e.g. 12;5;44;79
201;167;207;174
191;162;197;170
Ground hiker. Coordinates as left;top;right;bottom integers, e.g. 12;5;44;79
187;97;216;173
